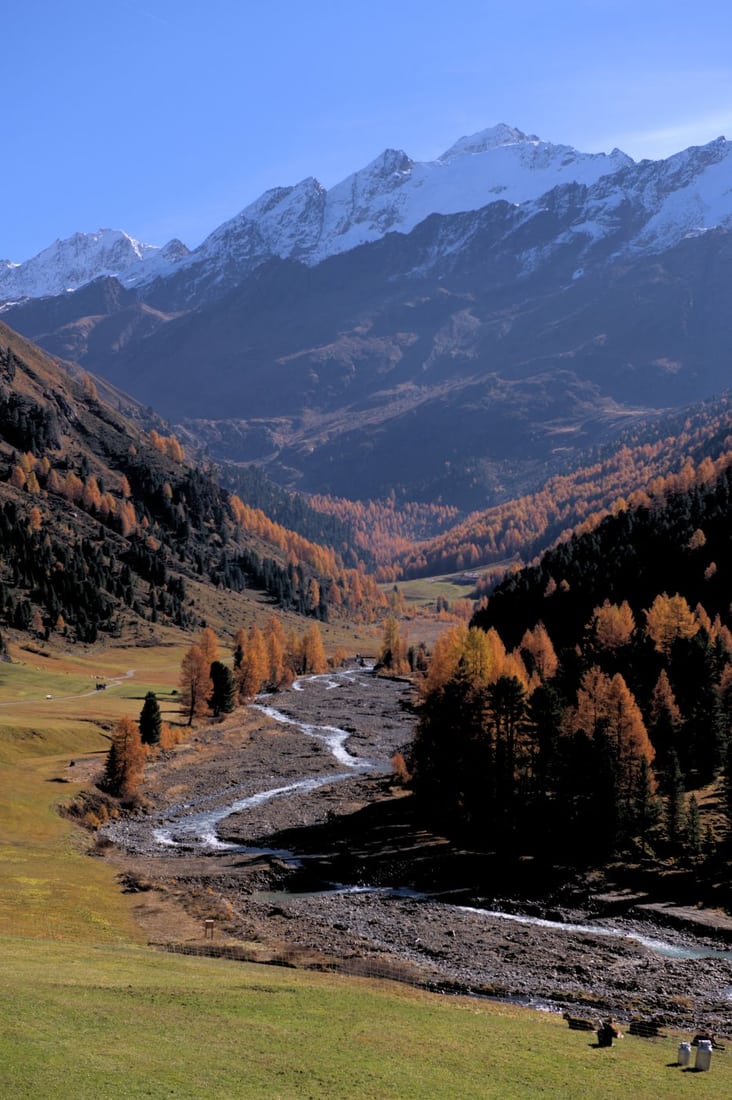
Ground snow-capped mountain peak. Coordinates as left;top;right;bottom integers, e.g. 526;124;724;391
159;238;190;263
0;227;185;302
188;125;636;278
2;123;642;306
541;132;732;270
439;123;539;160
192;176;328;278
360;147;414;176
13;124;732;309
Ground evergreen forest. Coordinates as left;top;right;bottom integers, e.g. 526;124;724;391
410;465;732;888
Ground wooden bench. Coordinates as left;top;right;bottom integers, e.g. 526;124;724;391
562;1011;596;1032
628;1017;667;1039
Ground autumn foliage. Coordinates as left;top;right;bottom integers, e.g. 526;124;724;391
177;620;333;719
392;402;732;582
103;717;147;798
179;643;212;725
236;625;269;702
434;457;732;862
377;616;409;675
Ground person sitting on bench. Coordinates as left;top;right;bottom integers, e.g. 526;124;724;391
597;1018;622;1047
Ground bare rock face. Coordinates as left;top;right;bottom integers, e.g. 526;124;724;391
6;132;732;508
1;124;632;305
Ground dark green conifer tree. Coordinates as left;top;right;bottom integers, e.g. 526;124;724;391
139;691;162;745
665;750;685;847
685;794;701;857
209;660;236;716
486;675;528;843
632;756;658;852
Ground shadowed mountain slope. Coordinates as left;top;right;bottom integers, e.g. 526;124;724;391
0;324;385;644
6;137;732;508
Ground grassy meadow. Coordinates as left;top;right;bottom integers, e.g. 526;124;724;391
1;637;730;1098
4;933;728;1100
392;575;476;610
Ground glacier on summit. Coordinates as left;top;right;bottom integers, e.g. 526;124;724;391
189;125;633;277
0;229;189;303
4;124;732;306
0;125;632;304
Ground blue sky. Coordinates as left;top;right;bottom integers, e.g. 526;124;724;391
5;0;732;261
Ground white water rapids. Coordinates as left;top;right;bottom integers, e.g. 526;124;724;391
152;669;376;852
251;700;369;769
153;772;356;851
455;906;732;962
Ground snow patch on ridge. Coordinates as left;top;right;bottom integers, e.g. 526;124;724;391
439;124;539;160
2;124;634;303
0;228;191;302
8;127;732;306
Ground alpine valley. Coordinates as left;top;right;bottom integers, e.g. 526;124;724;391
5;121;732;1093
5;124;732;509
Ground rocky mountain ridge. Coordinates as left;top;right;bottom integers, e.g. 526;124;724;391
1;125;631;306
5;126;732;312
5;125;732;509
0;230;190;304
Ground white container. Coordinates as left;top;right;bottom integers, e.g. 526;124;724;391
678;1042;691;1067
694;1039;712;1072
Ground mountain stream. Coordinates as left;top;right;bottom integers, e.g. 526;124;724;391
103;665;732;1028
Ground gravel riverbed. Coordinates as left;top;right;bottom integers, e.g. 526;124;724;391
101;666;732;1034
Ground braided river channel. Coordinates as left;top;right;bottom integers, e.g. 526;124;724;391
103;665;732;1031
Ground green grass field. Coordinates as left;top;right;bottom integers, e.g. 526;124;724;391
392;575;477;609
2;935;728;1100
1;643;730;1098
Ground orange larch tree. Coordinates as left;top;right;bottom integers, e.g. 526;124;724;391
421;624;468;698
567;666;654;800
648;668;683;772
378;616;409;674
103;717;147;798
590;599;636;650
650;668;683;730
520;621;558;679
644;593;699;656
237;625;269;701
606;673;655;798
301;623;327;674
179;644;212;725
197;626;219;669
264;615;291;690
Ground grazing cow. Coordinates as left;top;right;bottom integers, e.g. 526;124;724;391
563;1011;597;1032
